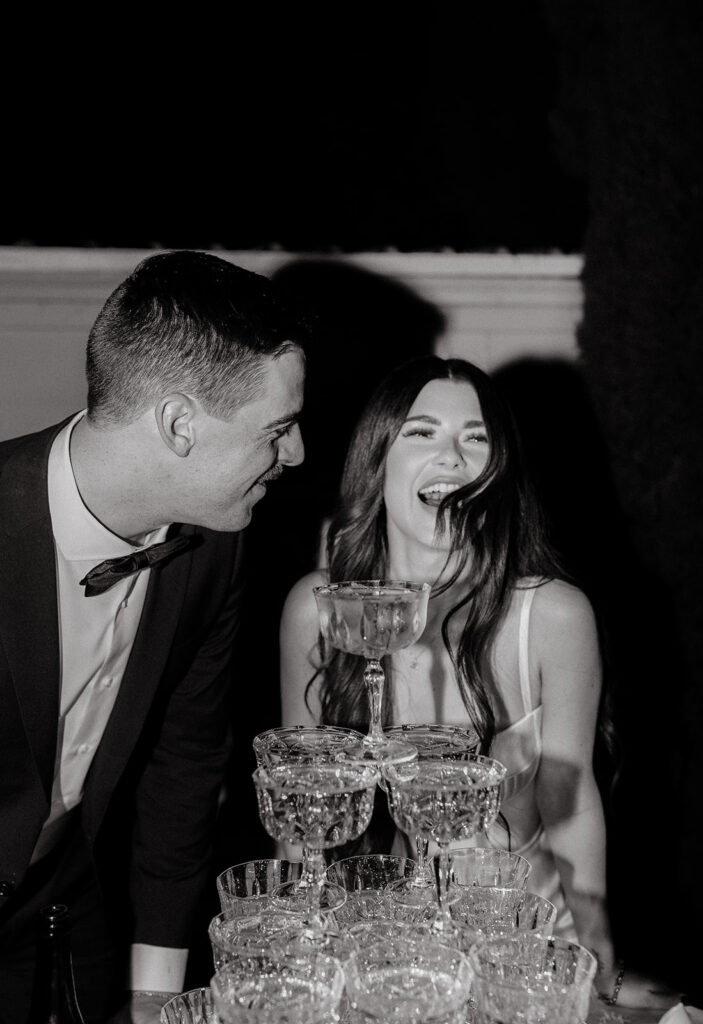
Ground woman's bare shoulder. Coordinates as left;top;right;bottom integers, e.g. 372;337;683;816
526;578;599;661
282;570;327;629
530;578;595;623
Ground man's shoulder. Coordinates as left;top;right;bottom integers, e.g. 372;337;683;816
0;419;75;531
0;418;74;469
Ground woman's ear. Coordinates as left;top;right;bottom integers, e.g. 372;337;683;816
155;393;197;457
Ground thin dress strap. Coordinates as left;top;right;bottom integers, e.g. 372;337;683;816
518;585;537;716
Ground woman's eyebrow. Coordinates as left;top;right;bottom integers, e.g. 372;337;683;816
404;414;485;428
404;414;441;425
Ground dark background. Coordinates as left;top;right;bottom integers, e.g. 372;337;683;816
5;0;703;1000
4;5;586;253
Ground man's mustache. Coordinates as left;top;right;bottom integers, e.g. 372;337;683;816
259;464;284;484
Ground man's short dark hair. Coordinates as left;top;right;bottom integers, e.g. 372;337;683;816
86;250;309;424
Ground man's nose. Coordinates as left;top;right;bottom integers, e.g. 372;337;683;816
279;423;304;467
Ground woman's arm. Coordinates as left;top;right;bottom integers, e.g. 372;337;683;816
533;582;612;951
534;581;676;1009
279;570;325;727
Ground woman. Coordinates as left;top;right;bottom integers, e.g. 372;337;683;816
281;356;673;1009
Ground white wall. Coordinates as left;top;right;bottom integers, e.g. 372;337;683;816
0;248;583;441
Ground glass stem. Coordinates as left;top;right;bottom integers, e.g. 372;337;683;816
433;842;454;931
364;658;386;744
301;846;326;931
299;846;315;890
412;834;432;888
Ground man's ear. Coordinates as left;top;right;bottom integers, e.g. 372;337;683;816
155;393;198;457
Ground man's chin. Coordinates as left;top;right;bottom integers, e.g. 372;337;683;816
211;503;254;534
209;484;271;533
233;489;267;529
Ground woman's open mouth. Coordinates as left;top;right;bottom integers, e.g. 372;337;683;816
417;481;462;508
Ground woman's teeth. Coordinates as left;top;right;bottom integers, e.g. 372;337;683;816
418;482;460;507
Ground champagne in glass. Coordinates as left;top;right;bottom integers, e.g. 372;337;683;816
385;724;478;890
345;934;472;1024
313;580;430;766
211;947;344;1024
468;933;597;1024
253;762;378;937
253;725;366;768
385;755;507;937
253;724;367;903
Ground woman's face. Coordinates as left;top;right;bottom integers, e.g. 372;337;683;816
383;378;490;553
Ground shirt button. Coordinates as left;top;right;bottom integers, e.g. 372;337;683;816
120;600;128;610
77;744;92;755
102;677;114;688
0;880;14;897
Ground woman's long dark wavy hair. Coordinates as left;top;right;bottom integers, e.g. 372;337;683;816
307;355;566;756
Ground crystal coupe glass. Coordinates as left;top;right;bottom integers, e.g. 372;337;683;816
450;886;557;938
216;859;303;915
211;947;344;1024
253;761;379;936
345;933;473;1024
446;847;531;890
468;933;597;1024
385;724;478;891
160;987;215;1024
253;725;366;768
313;580;430;765
325;853;418;928
209;907;315;970
252;724;368;908
385;755;507;936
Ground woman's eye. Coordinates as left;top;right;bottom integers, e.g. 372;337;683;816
463;433;488;445
403;427;434;438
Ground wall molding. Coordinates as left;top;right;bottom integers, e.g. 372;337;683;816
0;248;585;441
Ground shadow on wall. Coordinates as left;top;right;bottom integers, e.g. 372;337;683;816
493;356;685;984
184;261;445;987
492;356;622;595
272;258;448;534
231;257;445;782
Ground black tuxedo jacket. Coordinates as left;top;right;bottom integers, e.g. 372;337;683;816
0;419;244;947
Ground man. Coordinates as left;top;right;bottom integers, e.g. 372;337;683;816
0;250;306;1023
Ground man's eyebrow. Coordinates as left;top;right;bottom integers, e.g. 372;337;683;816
404;414;485;428
263;410;301;430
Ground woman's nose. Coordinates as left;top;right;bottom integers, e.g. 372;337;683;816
435;436;465;467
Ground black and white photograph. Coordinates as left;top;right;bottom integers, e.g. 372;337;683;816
1;4;702;1022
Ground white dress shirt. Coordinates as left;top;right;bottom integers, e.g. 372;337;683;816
39;411;186;992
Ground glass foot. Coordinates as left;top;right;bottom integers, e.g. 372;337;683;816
344;738;418;791
273;878;347;916
348;737;418;768
387;876;462;912
402;871;436;892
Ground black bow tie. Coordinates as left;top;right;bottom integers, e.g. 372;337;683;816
80;535;194;596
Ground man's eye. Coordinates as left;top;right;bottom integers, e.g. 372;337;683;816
271;423;293;442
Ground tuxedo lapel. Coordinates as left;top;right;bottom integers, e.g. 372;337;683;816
81;525;195;839
0;424;65;801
